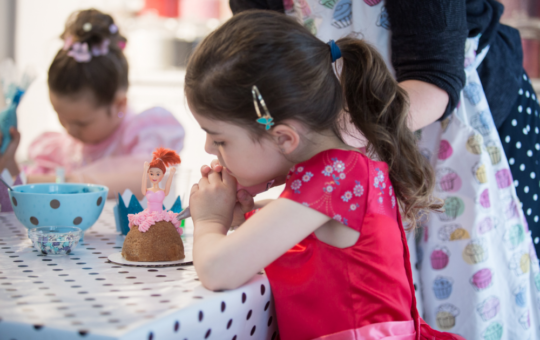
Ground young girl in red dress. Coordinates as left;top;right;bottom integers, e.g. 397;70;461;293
186;10;465;340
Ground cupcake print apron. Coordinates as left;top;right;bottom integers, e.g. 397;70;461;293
284;1;540;339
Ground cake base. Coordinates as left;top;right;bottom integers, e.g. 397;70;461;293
122;220;185;262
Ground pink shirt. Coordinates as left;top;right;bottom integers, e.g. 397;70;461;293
26;107;184;184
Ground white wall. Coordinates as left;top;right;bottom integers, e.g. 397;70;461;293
0;0;16;61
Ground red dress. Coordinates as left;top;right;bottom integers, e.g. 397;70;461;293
263;149;464;340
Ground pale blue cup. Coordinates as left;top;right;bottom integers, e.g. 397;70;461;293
9;184;108;235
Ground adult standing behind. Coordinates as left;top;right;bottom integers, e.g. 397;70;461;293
229;1;540;339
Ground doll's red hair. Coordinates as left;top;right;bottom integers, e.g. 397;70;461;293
148;147;181;173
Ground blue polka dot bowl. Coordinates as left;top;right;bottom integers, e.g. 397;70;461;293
28;226;82;255
8;183;108;234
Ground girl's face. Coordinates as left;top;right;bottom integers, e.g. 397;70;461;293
49;90;126;144
191;110;292;187
148;167;164;184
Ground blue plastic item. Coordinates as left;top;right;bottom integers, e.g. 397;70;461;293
0;86;24;154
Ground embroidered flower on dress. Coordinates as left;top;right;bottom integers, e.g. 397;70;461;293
333;214;342;222
297;166;304;173
339;173;346;180
302;172;314;182
291;179;302;193
354;181;364;197
341;191;353;202
323;185;334;193
374;168;386;196
333;159;345;173
322;165;333;176
302;202;310;207
376;169;385;183
391;196;396;208
378;196;383;204
389;186;393;196
350;203;359;211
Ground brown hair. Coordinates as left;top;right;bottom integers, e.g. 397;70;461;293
185;10;442;224
48;9;128;106
149;148;181;173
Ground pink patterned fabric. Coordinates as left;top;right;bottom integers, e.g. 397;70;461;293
128;190;182;234
26;107;184;180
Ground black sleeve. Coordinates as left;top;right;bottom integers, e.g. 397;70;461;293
229;0;284;14
386;0;468;121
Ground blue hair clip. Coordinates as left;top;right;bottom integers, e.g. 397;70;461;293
327;40;342;63
252;86;274;131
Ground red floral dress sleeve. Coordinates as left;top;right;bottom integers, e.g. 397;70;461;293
279;149;369;232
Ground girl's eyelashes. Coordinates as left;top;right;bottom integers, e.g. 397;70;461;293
213;141;225;146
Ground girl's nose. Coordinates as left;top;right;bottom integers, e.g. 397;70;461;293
204;136;217;156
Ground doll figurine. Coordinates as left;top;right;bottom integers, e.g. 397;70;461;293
127;148;182;234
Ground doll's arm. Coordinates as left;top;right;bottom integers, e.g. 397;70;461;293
164;167;176;196
190;169;329;291
141;162;150;196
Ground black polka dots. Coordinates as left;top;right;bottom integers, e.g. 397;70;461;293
73;217;83;225
11;196;17;206
50;199;60;209
97;197;103;206
0;205;277;339
30;216;39;225
498;72;540;255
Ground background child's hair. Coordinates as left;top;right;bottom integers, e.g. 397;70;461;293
150;148;181;173
48;9;128;106
185;10;442;224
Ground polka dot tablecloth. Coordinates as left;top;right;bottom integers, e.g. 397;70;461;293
0;201;278;340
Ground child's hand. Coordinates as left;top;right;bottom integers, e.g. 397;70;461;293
200;160;255;228
201;159;223;175
169;167;176;175
143;161;150;171
231;189;255;228
190;168;237;228
0;127;21;176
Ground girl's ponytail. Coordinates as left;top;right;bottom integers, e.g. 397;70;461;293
337;38;443;225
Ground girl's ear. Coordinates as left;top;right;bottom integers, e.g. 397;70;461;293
269;122;301;155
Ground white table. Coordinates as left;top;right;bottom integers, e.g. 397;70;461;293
0;202;278;340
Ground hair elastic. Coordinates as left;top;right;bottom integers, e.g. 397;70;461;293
252;86;274;130
63;38;110;63
327;40;342;63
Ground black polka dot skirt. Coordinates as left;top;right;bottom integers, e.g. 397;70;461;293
498;71;540;254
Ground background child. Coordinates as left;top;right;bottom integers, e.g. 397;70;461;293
0;9;184;197
186;10;464;340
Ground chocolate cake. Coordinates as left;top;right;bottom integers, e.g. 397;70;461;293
122;221;185;262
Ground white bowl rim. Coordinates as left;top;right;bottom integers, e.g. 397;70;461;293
11;183;109;196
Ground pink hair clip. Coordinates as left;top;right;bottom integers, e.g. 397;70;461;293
63;35;74;51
